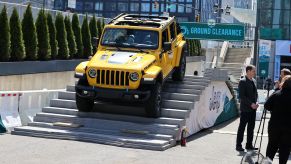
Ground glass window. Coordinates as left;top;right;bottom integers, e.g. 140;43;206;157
95;2;103;11
186;4;192;13
54;0;63;10
105;2;116;11
178;0;184;2
162;29;169;43
76;1;83;10
130;3;139;12
260;0;273;9
170;23;176;40
178;5;184;13
169;4;176;12
280;10;290;25
101;28;159;49
260;9;272;26
141;3;150;12
118;2;128;12
84;2;94;10
186;0;192;2
160;3;165;12
152;2;159;12
176;17;188;22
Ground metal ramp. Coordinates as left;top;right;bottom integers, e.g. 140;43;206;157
12;75;211;151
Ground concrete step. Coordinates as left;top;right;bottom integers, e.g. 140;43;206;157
164;83;205;90
161;108;190;119
162;92;199;102
36;111;185;128
50;99;77;109
36;109;180;136
163;88;201;95
27;122;173;141
67;85;75;92
166;80;209;86
58;91;75;100
12;126;174;151
162;99;194;110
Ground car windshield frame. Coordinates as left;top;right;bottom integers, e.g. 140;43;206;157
101;28;159;50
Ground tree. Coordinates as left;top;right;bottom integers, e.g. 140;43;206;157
82;14;92;58
36;9;51;60
89;15;98;53
72;13;83;58
97;17;104;39
89;15;97;38
0;5;10;61
10;7;25;61
64;15;77;58
22;4;37;60
47;12;58;59
55;13;69;59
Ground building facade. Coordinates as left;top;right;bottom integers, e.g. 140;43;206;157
54;0;203;22
258;0;291;40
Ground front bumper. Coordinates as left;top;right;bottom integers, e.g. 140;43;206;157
75;85;151;102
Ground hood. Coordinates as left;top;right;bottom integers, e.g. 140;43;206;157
88;50;156;70
107;51;137;64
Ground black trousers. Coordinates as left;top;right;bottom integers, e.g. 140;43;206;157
236;112;256;147
266;127;291;164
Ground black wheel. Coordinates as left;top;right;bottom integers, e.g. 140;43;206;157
75;77;94;112
172;50;186;81
145;82;162;118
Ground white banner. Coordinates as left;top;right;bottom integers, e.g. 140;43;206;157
186;81;233;135
275;40;291;56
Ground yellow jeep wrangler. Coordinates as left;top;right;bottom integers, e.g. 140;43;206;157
75;14;187;117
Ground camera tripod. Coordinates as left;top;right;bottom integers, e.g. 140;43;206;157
253;78;272;164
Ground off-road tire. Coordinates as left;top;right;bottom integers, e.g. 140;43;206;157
172;50;186;81
76;77;94;112
145;82;162;118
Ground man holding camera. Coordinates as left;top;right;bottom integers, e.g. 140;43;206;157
236;65;259;151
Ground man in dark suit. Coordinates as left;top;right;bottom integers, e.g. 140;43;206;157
236;65;259;151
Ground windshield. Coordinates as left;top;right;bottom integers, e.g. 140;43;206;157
101;28;159;50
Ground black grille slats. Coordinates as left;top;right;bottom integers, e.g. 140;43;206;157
96;69;130;86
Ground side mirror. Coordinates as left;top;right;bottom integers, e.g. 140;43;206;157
92;37;100;47
163;42;171;52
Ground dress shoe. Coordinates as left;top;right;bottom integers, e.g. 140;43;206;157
236;146;244;151
245;145;258;150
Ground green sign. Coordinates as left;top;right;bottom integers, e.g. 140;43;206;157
180;22;245;41
260;28;283;40
259;62;269;78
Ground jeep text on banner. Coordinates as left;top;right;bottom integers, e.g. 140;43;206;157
180;22;245;41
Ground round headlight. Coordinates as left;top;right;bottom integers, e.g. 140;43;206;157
129;72;139;81
88;69;97;78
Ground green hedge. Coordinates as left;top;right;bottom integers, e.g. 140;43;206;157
82;14;92;58
22;4;37;60
55;13;69;59
0;5;10;61
72;13;83;58
47;12;58;59
36;9;51;60
186;39;202;56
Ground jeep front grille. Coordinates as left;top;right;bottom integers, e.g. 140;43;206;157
96;70;130;86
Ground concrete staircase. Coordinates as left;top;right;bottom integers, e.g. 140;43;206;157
219;48;251;88
12;75;211;151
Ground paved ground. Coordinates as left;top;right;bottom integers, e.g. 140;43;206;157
0;116;290;164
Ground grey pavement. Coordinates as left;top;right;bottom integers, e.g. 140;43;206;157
0;116;290;164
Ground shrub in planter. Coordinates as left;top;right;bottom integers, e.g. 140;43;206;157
36;9;51;60
97;17;104;39
55;13;69;59
72;13;83;58
65;15;77;58
82;14;92;58
47;12;58;59
22;4;37;60
0;5;10;62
